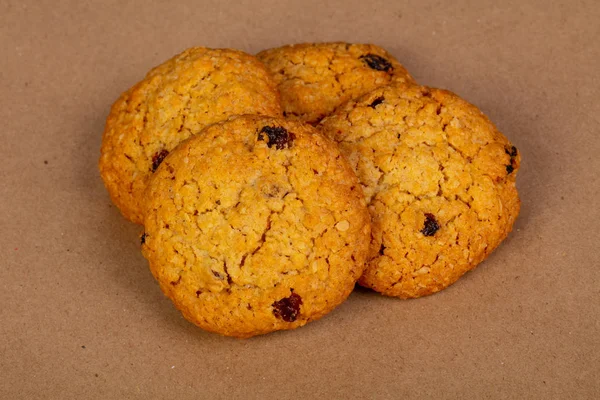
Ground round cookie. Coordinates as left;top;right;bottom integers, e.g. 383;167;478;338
141;115;371;338
99;47;282;224
257;42;415;125
319;84;521;298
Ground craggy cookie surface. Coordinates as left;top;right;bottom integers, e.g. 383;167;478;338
257;42;415;125
142;115;371;337
99;47;282;224
320;84;520;298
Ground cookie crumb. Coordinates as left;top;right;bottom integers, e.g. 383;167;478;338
151;150;169;172
360;54;393;72
369;96;385;108
43;160;48;165
258;126;295;149
335;220;350;232
414;266;431;276
421;213;440;236
272;291;303;322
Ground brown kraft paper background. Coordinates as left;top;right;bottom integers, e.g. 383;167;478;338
1;0;599;398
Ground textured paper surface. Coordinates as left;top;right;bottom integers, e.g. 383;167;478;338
1;0;599;398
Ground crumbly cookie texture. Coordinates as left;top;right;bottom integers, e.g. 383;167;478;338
257;42;415;125
319;84;521;298
141;115;371;338
99;47;282;224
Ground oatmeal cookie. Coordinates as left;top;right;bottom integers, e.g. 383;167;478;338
141;115;371;337
99;47;282;224
320;84;520;298
257;42;415;124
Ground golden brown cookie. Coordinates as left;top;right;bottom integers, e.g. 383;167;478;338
319;84;521;298
99;47;282;224
141;115;371;338
257;42;415;125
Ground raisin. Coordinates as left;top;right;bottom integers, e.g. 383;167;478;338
140;233;147;244
504;145;517;175
379;243;386;255
421;213;440;236
151;149;169;172
258;126;295;150
272;290;303;322
505;145;518;157
360;54;393;72
369;96;385;108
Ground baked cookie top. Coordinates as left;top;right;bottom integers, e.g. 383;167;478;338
141;115;371;338
99;47;282;224
257;42;415;125
319;84;520;298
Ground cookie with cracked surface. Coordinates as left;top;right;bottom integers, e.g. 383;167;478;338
319;84;521;298
257;42;415;125
141;115;371;338
99;47;282;224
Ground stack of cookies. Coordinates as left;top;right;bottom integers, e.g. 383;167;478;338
99;43;520;338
